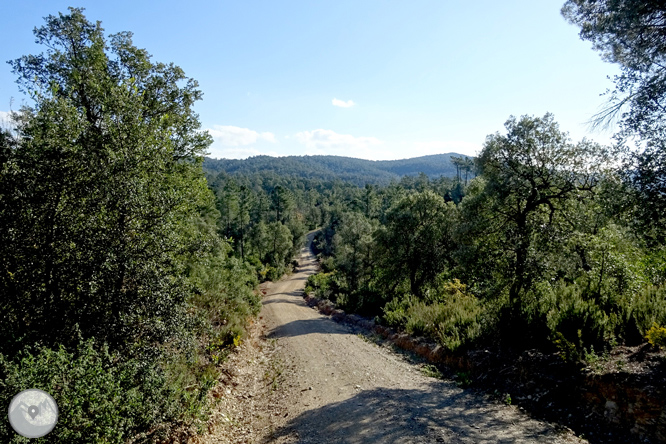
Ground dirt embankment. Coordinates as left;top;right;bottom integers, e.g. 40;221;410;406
192;233;587;444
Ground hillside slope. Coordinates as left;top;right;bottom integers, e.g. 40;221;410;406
203;153;472;186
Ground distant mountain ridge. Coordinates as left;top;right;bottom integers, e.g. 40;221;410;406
203;153;473;186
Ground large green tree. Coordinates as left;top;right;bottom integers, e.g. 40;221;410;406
0;7;213;356
332;212;378;296
563;0;666;244
375;190;457;298
463;114;607;314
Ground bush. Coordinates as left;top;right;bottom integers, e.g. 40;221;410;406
544;281;617;352
0;339;179;444
305;272;338;301
626;285;666;338
265;265;285;282
188;252;260;353
383;280;483;351
319;257;336;273
645;324;666;348
539;277;666;354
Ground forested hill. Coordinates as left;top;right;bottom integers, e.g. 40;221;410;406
203;153;473;186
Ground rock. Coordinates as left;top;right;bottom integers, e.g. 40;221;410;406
604;400;619;423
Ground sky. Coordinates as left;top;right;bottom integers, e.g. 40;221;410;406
0;1;620;160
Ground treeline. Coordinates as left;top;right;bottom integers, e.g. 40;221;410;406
207;172;314;280
305;114;666;357
203;152;473;187
0;9;261;443
206;171;468;285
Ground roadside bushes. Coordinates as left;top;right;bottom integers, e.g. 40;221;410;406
305;272;339;301
383;280;483;351
645;324;666;348
187;244;261;352
625;285;666;339
0;339;179;444
519;276;666;359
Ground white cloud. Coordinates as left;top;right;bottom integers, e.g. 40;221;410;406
332;98;355;108
206;145;283;159
295;129;382;156
259;132;276;143
207;125;276;146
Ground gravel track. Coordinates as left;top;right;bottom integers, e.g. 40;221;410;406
195;233;586;444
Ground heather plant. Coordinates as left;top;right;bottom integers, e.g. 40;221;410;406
383;279;483;351
645;324;666;349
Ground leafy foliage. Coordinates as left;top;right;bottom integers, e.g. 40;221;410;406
1;7;212;356
383;279;483;351
563;1;666;246
562;0;666;137
307;113;666;359
305;272;339;301
645;324;666;349
0;339;176;443
375;190;457;298
0;8;261;441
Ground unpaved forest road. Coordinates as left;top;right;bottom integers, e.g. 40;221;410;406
197;233;586;444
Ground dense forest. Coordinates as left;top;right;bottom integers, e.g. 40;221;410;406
3;1;666;442
202;153;474;186
211;113;666;358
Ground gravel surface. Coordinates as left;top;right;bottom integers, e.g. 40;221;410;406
192;233;586;444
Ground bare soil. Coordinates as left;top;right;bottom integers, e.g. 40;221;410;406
191;233;588;444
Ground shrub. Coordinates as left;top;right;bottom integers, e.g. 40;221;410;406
545;281;617;352
305;272;338;300
626;285;666;338
645;324;666;348
188;252;260;353
319;257;336;273
0;339;179;443
265;265;285;282
383;280;483;351
382;297;409;328
542;277;666;353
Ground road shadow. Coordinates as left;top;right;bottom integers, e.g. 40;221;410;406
294;266;318;275
262;297;304;306
262;290;306;304
266;318;352;339
265;384;563;444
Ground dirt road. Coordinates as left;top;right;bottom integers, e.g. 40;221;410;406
196;233;585;443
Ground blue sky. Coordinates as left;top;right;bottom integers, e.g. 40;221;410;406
0;1;619;160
